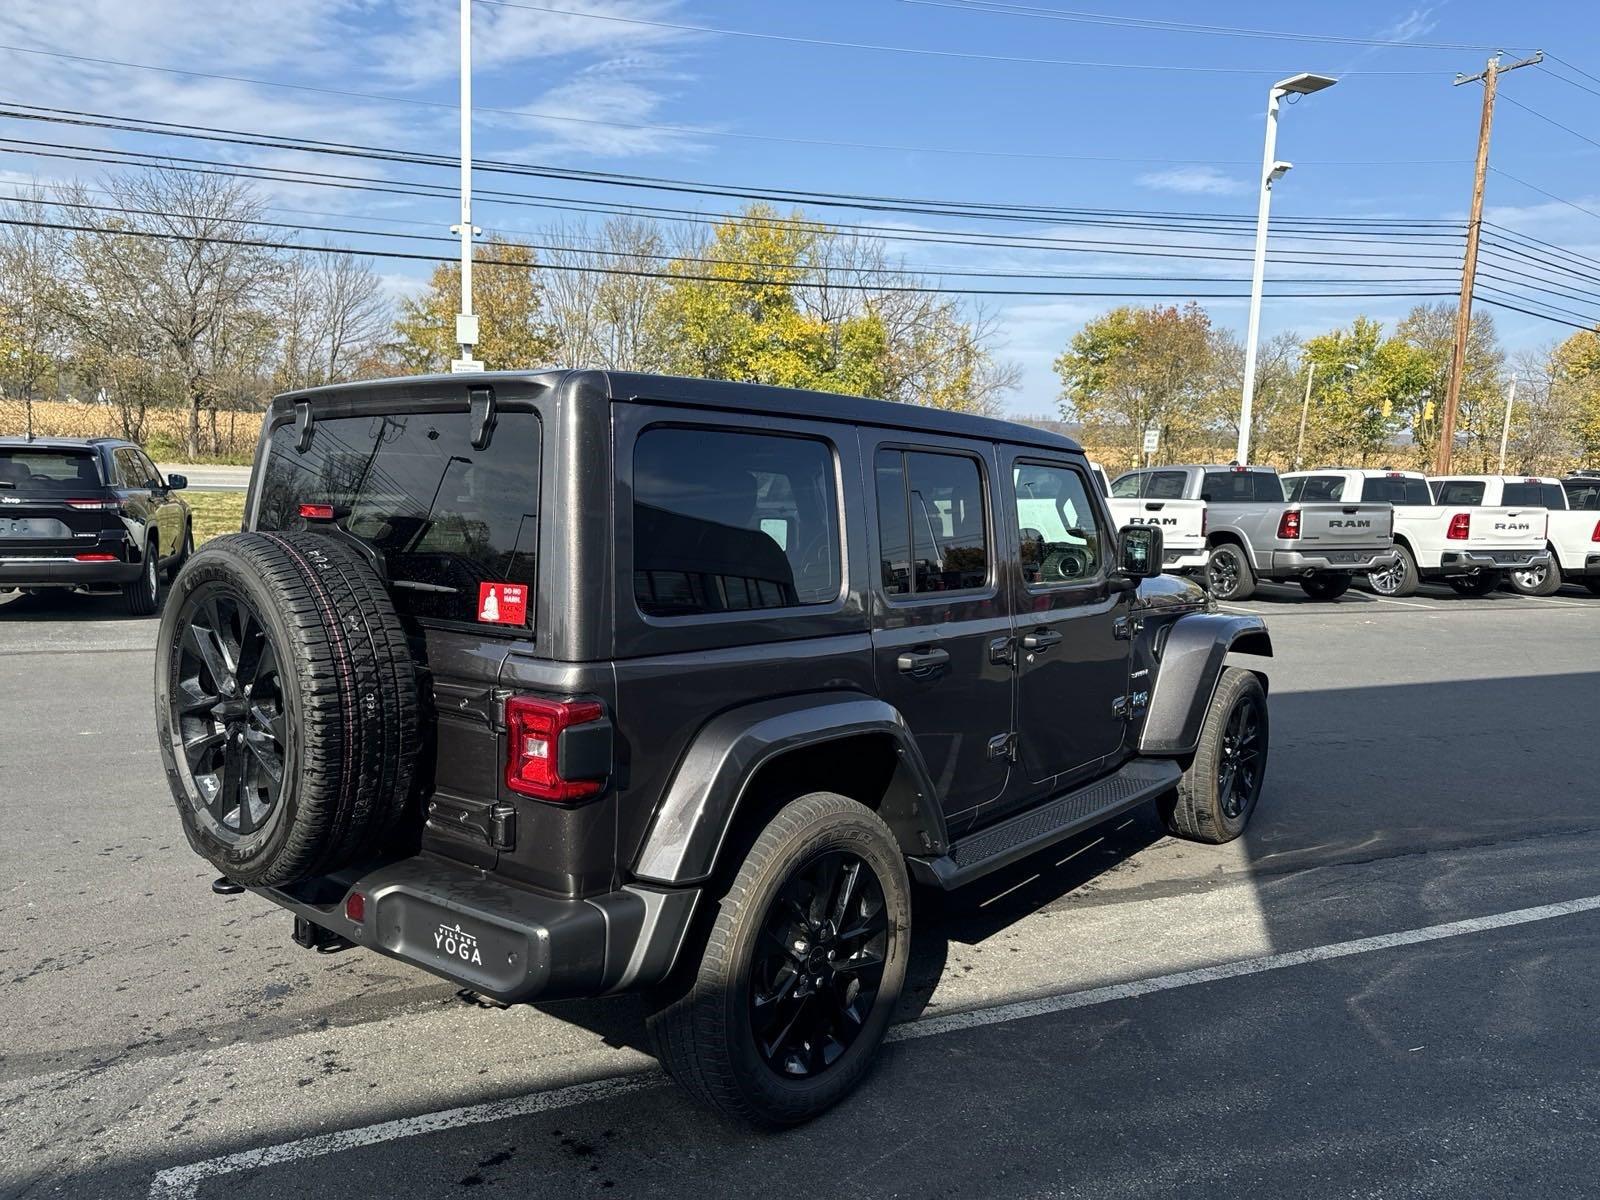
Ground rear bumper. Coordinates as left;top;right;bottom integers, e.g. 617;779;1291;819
1580;553;1600;578
1436;548;1550;576
1162;548;1209;571
256;855;700;1003
1268;548;1398;577
0;554;141;587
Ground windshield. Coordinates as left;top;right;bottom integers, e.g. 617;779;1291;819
254;410;540;627
0;448;102;493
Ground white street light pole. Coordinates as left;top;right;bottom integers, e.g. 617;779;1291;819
451;0;482;373
1497;375;1518;473
1236;72;1338;465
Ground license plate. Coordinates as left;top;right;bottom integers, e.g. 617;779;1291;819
0;518;70;538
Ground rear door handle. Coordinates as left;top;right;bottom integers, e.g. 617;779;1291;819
1021;628;1063;652
897;647;951;676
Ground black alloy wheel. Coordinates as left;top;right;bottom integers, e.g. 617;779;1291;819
172;586;287;841
749;850;890;1079
1216;691;1265;820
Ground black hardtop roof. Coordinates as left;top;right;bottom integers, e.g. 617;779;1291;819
0;436;122;452
277;368;1083;454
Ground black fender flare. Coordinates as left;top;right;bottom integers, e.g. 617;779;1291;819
632;693;945;886
1139;613;1273;757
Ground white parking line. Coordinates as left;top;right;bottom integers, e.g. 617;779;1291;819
147;892;1600;1199
1365;594;1434;610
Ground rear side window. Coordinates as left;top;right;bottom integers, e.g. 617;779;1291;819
255;410;540;627
1291;475;1345;502
0;449;102;492
876;449;989;596
1435;481;1485;505
633;428;840;617
1565;480;1600;511
1501;482;1565;508
1202;470;1282;502
1110;473;1142;498
1147;471;1188;499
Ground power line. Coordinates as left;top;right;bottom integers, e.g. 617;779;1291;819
1483;219;1600;276
471;0;1448;74
897;1;1518;53
1487;167;1600;229
1496;92;1600;154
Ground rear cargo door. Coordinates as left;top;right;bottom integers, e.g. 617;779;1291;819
0;447;113;560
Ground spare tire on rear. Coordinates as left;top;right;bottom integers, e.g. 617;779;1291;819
155;530;420;887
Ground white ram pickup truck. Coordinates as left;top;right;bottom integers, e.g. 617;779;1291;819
1089;462;1208;573
1283;469;1550;597
1431;474;1600;596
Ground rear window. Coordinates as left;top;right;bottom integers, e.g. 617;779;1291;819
1434;480;1485;506
1361;476;1433;505
1147;471;1189;499
1109;473;1142;498
1565;480;1600;511
1287;475;1345;502
633;427;841;617
1202;470;1283;503
1501;481;1565;508
255;410;540;627
0;448;102;492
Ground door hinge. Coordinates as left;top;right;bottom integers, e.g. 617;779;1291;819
1112;695;1129;719
987;732;1018;762
1114;615;1143;640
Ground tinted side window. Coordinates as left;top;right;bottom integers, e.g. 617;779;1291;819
634;428;840;617
1147;471;1188;499
1014;462;1102;587
1565;481;1600;511
137;451;163;488
1501;482;1565;508
1435;481;1486;505
1110;473;1142;498
876;449;989;597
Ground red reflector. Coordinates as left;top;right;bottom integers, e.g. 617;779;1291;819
74;553;118;562
506;695;606;802
298;503;335;520
345;892;366;923
1277;510;1301;539
1447;512;1471;540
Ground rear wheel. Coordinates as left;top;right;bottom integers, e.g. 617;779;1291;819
1298;572;1351;600
1204;543;1256;601
646;792;910;1128
1162;669;1268;845
124;542;160;616
1367;544;1419;597
1447;571;1501;597
1586;579;1600;597
1508;551;1563;596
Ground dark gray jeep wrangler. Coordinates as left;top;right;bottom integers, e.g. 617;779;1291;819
155;370;1272;1126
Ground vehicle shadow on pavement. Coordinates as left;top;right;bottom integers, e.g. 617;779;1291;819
0;589;159;622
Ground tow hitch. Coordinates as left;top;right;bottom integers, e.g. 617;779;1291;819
292;914;355;954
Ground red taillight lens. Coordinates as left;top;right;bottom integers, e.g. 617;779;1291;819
1591;519;1600;543
74;553;118;562
505;695;607;802
1447;512;1471;540
345;891;366;923
298;503;335;521
1277;510;1301;539
65;498;118;510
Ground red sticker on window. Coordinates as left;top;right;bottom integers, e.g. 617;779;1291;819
477;582;528;626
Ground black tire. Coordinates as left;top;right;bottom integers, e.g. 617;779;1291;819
1162;668;1268;845
1586;579;1600;597
1508;550;1563;596
1447;571;1501;597
155;531;419;887
1298;572;1351;600
124;541;160;616
646;792;910;1128
1367;544;1419;597
1204;543;1256;602
167;521;195;582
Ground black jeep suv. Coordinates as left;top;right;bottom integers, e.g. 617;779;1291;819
154;371;1272;1125
0;436;191;615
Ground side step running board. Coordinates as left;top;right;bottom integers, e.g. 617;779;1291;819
908;759;1182;890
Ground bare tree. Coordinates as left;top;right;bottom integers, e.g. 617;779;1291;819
0;187;70;435
273;250;390;390
541;217;672;370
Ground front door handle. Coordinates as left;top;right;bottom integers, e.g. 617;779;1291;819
1021;628;1063;652
897;646;951;676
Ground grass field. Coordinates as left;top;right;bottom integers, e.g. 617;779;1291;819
185;491;247;544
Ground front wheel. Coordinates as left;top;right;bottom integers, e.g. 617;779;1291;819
1508;552;1562;596
1447;571;1501;597
1204;544;1256;602
1161;668;1268;844
646;792;910;1127
1299;572;1351;600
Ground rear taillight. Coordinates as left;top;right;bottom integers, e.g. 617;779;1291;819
505;695;609;802
73;553;118;562
1277;510;1301;539
1447;513;1471;540
1591;519;1600;543
298;503;335;521
65;498;118;510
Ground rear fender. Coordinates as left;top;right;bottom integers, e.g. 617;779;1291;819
1140;614;1272;757
632;693;944;886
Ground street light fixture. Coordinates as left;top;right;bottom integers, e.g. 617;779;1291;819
1235;72;1339;465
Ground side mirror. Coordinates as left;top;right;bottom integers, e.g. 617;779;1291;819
166;474;188;490
1116;525;1163;580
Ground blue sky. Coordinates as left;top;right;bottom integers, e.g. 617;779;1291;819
3;0;1599;414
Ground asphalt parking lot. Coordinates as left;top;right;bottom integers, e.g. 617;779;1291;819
3;581;1600;1199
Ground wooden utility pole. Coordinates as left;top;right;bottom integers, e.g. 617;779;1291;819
1436;50;1542;473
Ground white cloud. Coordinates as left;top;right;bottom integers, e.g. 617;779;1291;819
1137;165;1249;196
